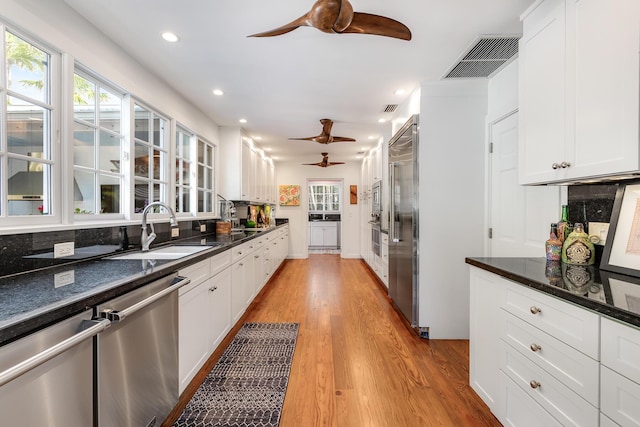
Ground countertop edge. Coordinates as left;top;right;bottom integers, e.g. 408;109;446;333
465;257;640;329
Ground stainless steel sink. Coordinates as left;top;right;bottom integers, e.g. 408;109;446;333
105;245;213;260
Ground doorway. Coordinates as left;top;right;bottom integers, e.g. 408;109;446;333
307;179;342;254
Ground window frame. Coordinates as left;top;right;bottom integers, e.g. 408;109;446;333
308;179;342;213
196;137;216;215
175;123;196;216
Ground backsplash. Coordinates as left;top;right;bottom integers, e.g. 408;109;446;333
567;183;619;226
0;219;220;278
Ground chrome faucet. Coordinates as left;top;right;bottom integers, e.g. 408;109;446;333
141;201;178;251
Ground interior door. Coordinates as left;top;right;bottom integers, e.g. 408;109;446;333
490;112;560;257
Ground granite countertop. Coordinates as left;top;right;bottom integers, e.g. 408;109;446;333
0;225;287;347
466;257;640;329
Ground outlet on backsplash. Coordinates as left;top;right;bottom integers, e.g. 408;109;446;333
53;242;74;258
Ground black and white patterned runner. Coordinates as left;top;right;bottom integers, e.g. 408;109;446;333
174;322;299;427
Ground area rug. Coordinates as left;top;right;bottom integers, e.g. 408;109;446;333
174;322;299;427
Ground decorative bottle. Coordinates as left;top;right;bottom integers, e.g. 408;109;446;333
557;205;570;243
545;223;562;261
561;223;595;265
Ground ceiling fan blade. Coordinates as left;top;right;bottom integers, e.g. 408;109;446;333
327;162;345;166
330;136;356;142
302;162;322;166
288;136;320;141
248;14;309;37
342;12;412;41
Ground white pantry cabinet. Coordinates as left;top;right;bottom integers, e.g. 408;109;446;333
519;0;640;184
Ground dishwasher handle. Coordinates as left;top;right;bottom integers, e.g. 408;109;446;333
101;275;190;323
0;317;110;387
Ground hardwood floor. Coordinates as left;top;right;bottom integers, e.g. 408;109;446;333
164;255;500;427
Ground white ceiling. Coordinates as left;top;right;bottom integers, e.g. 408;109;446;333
63;0;534;164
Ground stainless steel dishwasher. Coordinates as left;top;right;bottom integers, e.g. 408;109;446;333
0;310;110;426
96;273;190;427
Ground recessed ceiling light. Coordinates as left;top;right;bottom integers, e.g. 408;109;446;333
212;89;224;96
272;156;279;160
368;135;376;140
378;118;386;123
394;89;406;95
161;32;180;43
255;136;263;140
264;147;272;151
239;118;247;124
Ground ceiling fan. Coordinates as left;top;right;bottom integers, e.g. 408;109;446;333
289;118;356;144
303;152;345;168
249;0;411;41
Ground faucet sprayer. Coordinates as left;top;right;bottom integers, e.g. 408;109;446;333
141;201;178;251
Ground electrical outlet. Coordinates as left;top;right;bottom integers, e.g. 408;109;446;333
54;270;75;288
589;222;610;246
200;224;206;232
54;242;75;258
171;228;180;238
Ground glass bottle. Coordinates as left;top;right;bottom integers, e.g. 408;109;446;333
557;204;570;243
561;223;595;265
545;223;562;261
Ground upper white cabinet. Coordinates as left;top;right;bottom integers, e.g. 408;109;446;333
519;0;640;184
219;127;276;203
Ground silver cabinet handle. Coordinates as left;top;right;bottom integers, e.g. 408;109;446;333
530;380;541;389
101;276;190;322
530;306;542;315
0;317;110;387
530;343;542;352
552;163;560;170
560;161;571;168
209;286;218;292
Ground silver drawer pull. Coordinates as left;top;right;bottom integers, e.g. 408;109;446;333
530;343;542;352
209;286;218;292
560;161;571;169
530;380;541;389
530;306;542;315
552;162;560;170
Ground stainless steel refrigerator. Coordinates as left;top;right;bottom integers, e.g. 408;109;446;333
388;115;419;327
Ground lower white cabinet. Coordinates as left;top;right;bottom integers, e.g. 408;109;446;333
498;371;563;427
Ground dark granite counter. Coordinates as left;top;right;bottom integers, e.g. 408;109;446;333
466;257;640;329
0;224;287;347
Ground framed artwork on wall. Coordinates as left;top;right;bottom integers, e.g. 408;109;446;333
279;185;300;206
350;185;357;204
600;180;640;278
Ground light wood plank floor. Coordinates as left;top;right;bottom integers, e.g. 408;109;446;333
164;255;500;427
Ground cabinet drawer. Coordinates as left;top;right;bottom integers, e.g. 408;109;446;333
497;371;563;427
502;310;599;406
601;365;640;427
500;340;598;427
601;317;640;384
210;250;231;276
501;282;600;358
231;242;253;262
178;259;210;295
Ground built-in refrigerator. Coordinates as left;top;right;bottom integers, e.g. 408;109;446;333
388;115;419;327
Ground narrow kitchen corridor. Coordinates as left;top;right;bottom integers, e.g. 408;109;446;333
166;255;500;427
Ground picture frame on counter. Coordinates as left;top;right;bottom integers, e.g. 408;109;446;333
600;270;640;316
600;179;640;278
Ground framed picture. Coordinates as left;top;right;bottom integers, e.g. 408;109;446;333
600;271;640;315
279;185;300;206
600;180;640;277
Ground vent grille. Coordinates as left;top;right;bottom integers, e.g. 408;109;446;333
444;36;519;79
382;104;398;113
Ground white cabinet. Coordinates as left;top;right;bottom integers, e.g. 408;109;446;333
519;0;640;184
219;127;276;203
600;317;640;426
178;254;231;394
308;222;338;248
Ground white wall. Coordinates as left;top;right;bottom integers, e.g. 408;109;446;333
418;80;488;339
275;162;362;259
487;59;519;123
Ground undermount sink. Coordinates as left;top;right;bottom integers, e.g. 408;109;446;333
106;245;214;260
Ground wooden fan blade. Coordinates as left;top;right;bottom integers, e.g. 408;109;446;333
327;162;345;166
302;162;322;166
341;12;411;41
330;136;356;142
289;136;319;141
248;14;309;37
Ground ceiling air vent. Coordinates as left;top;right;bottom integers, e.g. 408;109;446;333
382;104;398;113
443;36;520;79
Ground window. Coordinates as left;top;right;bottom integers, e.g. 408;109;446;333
1;29;55;217
72;71;124;215
133;103;168;213
308;181;341;212
175;125;195;214
196;138;215;213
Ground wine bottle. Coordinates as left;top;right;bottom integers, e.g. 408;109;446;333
557;204;570;243
545;223;562;261
561;223;595;265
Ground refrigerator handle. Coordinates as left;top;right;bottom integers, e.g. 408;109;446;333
0;317;110;387
389;162;400;243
